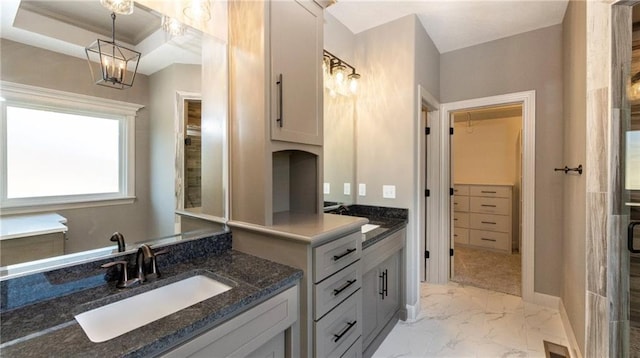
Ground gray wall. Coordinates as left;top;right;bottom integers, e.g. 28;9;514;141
353;14;440;310
0;39;153;253
148;64;201;238
562;0;587;351
440;25;565;296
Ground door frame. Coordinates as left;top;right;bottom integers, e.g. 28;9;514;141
416;85;439;283
437;90;536;302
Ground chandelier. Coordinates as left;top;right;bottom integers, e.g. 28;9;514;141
85;11;140;89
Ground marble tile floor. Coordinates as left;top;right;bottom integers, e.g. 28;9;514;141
373;282;570;358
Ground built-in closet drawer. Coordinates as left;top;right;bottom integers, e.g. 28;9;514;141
469;185;511;198
454;185;470;196
469;213;510;232
469;230;510;251
453;196;470;212
314;231;361;283
454;228;469;245
453;212;469;228
469;197;510;215
314;290;362;358
314;261;361;320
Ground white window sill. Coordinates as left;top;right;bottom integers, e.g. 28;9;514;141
0;197;136;216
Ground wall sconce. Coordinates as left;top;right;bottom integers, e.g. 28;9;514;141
100;0;134;15
85;12;141;89
183;0;212;23
323;50;361;97
162;16;186;37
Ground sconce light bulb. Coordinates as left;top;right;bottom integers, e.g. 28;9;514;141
348;73;360;94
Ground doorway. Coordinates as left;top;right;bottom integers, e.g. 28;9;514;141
449;104;523;296
438;90;535;302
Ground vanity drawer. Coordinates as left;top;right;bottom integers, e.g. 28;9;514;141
314;262;361;320
454;228;469;245
469;213;510;232
453;212;469;228
469;185;511;198
314;231;361;283
314;290;362;358
469;230;510;251
341;337;363;358
453;185;470;196
453;196;469;212
470;197;510;215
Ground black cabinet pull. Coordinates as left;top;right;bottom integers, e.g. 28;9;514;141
383;269;388;297
481;238;497;242
276;74;283;127
481;190;497;193
481;221;496;225
333;248;356;261
378;272;384;299
628;222;640;253
481;204;497;207
333;321;357;342
333;279;356;296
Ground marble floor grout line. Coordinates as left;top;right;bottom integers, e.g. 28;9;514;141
373;282;570;358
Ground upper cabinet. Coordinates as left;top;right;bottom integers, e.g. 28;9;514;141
270;1;323;146
229;0;324;226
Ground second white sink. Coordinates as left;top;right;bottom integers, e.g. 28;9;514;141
75;275;231;343
361;224;380;234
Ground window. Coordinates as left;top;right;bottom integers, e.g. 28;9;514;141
1;82;143;213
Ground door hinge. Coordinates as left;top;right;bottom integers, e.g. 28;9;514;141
425;189;430;197
450;248;454;256
425;127;431;135
450;188;454;196
450;127;454;135
425;251;430;259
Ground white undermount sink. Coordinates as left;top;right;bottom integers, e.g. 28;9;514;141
74;275;231;343
361;224;380;234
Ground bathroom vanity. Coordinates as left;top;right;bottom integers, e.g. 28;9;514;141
0;232;302;357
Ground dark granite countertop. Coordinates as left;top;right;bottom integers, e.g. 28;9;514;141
0;233;302;358
325;205;408;250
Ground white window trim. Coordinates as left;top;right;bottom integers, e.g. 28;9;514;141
0;81;144;215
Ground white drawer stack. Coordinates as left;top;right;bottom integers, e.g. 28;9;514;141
313;231;362;358
453;184;513;254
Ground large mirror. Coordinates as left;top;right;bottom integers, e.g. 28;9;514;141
0;0;228;275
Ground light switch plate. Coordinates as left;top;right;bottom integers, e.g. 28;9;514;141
323;183;330;194
343;183;351;195
383;185;396;199
359;183;366;196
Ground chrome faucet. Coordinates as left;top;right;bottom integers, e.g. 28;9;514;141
135;244;167;282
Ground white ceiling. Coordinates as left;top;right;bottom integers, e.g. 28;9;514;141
327;0;569;53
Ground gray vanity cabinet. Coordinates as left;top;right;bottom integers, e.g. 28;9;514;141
270;0;323;146
361;229;406;357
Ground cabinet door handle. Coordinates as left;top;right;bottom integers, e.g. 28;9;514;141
481;221;496;225
333;279;356;296
383;269;388;297
333;321;357;343
333;248;356;261
276;73;283;127
481;190;497;193
481;238;497;242
378;272;384;299
481;204;497;207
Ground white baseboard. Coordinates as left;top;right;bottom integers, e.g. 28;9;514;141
532;291;561;309
559;299;583;358
405;301;420;322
